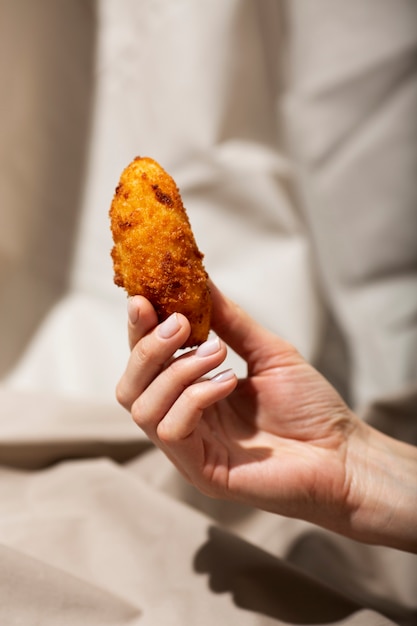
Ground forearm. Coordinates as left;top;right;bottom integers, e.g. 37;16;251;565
346;421;417;552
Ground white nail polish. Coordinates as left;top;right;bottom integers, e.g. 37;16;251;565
210;369;235;383
158;313;180;339
196;336;221;357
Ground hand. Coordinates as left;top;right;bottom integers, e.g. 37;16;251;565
117;282;356;528
116;283;417;551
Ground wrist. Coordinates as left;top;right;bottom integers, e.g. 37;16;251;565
345;420;417;552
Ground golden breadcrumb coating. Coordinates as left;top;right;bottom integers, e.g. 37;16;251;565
109;156;211;347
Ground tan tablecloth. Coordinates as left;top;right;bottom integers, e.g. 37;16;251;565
1;388;416;625
1;1;416;624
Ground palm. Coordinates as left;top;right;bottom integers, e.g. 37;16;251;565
176;358;352;521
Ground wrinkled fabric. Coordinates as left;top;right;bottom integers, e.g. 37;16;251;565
1;1;416;624
283;0;417;410
1;389;415;626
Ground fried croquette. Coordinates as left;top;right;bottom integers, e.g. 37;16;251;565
109;156;211;347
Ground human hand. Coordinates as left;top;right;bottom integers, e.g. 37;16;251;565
116;283;417;551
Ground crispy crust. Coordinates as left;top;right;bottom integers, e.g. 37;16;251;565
109;156;211;347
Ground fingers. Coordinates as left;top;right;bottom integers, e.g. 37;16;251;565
117;305;191;410
154;370;237;490
118;293;237;467
133;343;237;442
118;294;236;422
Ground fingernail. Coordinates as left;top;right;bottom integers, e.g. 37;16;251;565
210;369;235;383
196;336;221;357
128;297;139;324
158;313;181;339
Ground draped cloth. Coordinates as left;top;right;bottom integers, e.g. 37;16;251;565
1;1;416;624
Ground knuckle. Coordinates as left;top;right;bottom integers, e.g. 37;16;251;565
182;383;201;405
133;338;152;366
163;357;185;385
132;334;168;373
156;422;173;443
115;379;131;409
130;396;149;429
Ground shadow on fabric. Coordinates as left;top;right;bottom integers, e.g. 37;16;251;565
194;526;361;624
285;532;416;626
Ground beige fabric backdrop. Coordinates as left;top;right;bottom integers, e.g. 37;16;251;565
1;1;416;624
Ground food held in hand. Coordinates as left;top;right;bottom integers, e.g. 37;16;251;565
109;156;211;347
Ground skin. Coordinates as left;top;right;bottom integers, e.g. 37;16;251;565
117;282;417;553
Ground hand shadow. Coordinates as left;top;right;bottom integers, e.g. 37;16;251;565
194;526;361;625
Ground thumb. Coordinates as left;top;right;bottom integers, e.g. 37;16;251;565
208;281;301;372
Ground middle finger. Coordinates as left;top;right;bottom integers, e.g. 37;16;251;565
130;335;227;434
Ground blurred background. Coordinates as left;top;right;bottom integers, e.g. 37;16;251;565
1;0;416;411
0;4;416;623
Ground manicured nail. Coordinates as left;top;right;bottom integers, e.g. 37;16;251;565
158;313;181;339
210;369;235;383
128;297;139;324
196;336;221;357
